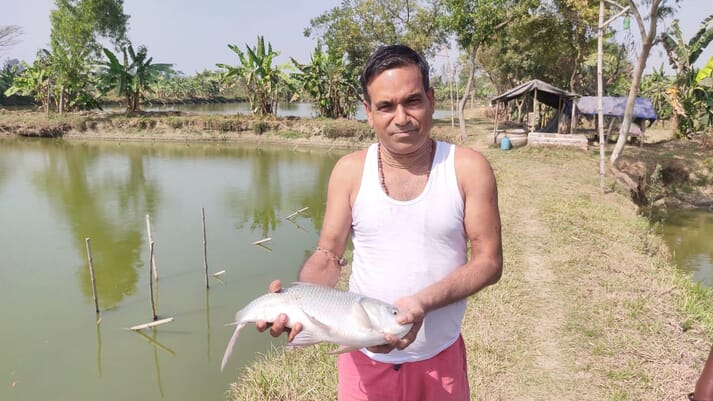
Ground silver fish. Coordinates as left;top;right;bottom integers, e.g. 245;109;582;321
220;283;412;370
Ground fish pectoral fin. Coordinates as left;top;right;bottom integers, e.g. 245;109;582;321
288;329;320;347
288;310;329;347
301;309;333;333
327;345;362;355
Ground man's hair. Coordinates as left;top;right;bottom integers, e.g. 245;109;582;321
359;44;430;104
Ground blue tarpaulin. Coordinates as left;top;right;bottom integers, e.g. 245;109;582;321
574;96;657;122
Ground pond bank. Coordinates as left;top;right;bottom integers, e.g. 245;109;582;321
0;110;375;148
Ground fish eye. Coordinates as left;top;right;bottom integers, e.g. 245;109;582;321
391;308;398;316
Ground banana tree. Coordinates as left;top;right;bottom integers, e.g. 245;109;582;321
661;14;713;137
5;51;54;111
98;44;173;112
290;44;360;118
217;36;284;116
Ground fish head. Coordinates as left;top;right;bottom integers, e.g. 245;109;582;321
359;298;413;338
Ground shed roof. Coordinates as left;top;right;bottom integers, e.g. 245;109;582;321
491;79;579;109
575;96;658;121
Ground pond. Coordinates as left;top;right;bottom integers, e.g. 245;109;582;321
0;137;345;401
650;207;713;287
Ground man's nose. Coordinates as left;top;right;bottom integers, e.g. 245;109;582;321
393;104;409;125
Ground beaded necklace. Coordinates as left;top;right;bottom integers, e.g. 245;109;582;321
377;139;435;196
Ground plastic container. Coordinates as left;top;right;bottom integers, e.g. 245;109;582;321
500;135;512;150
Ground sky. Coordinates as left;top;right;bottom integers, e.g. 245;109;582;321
1;0;712;76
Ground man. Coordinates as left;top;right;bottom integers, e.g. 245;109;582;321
691;345;713;401
259;44;503;401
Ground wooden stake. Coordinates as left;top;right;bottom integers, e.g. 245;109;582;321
85;238;100;314
252;237;272;245
128;317;174;331
201;208;209;289
285;206;309;220
149;240;158;321
146;214;158;282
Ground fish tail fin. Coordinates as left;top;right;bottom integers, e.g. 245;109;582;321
220;322;247;371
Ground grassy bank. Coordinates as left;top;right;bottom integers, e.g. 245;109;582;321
226;146;713;401
0;110;378;147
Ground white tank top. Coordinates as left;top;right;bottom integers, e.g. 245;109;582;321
349;141;467;363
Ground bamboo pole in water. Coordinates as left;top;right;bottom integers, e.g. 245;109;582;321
128;317;174;331
149;240;158;321
145;214;158;282
85;238;100;314
201;208;209;289
285;206;309;220
252;237;272;245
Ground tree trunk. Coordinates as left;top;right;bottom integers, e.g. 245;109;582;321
59;85;64;115
458;44;479;142
610;0;661;163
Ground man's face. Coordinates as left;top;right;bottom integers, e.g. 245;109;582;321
363;65;435;154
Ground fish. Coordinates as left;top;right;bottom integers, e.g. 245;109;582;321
220;282;412;370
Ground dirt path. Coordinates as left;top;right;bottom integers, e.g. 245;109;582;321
463;144;707;400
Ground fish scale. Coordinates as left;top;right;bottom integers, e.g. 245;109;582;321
220;283;412;370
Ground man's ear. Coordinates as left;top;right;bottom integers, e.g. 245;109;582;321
427;88;435;110
364;101;374;127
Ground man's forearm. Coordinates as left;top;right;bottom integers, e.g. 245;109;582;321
298;252;342;287
415;257;502;314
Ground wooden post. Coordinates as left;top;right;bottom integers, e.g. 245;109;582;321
145;214;158;282
201;208;209;289
570;97;577;134
149;240;158;321
533;88;538;131
85;238;100;314
493;102;500;143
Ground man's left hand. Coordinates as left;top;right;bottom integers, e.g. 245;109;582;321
367;295;424;353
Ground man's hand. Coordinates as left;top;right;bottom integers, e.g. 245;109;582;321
367;295;424;354
255;280;303;343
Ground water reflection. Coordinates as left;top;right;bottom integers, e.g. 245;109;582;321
35;141;159;309
652;208;713;286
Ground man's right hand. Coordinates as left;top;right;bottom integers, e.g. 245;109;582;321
255;280;303;342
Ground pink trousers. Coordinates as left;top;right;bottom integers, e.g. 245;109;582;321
337;335;470;401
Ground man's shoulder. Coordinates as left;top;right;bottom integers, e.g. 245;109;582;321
452;144;489;166
337;147;369;168
331;147;369;180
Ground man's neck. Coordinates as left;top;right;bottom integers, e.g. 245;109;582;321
379;139;434;170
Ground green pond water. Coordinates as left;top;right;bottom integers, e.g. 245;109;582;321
0;137;344;401
651;207;713;287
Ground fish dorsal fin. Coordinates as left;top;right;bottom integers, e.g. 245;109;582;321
351;297;374;331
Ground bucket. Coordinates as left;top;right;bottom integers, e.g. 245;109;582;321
500;136;512;150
